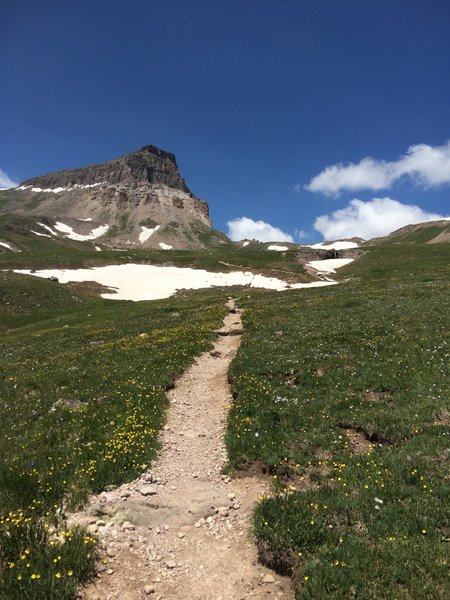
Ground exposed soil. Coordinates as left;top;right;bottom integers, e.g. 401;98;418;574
345;428;374;455
339;421;392;447
360;388;394;403
433;410;450;426
72;299;294;600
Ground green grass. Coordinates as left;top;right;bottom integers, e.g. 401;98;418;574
139;217;158;228
0;213;311;278
0;189;56;213
0;288;228;598
186;219;230;246
0;214;100;263
2;228;448;599
0;519;98;600
0;272;101;331
227;243;450;599
337;243;450;283
376;222;450;245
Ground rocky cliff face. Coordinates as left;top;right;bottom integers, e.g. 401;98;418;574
8;145;227;250
21;145;192;193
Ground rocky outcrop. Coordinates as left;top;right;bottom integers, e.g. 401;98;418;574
21;145;192;193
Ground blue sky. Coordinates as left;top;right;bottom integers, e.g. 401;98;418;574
1;0;449;242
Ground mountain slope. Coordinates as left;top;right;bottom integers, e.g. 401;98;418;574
0;145;228;250
374;219;450;245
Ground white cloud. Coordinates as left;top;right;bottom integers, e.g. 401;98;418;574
314;197;448;240
227;217;294;243
0;169;18;189
305;141;450;195
395;142;450;186
294;228;309;240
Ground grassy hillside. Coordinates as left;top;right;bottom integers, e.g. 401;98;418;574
0;289;227;599
0;213;312;282
375;220;450;245
0;214;102;261
0;272;101;331
0;187;232;251
227;243;449;599
1;228;448;599
336;242;449;283
0;189;55;214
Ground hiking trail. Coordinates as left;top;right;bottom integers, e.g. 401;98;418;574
73;299;293;600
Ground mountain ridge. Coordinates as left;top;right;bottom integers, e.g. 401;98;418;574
373;219;450;245
20;145;192;193
1;145;228;250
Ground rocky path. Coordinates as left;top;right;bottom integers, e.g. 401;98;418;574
73;299;293;600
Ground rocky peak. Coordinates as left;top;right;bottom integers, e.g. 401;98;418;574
21;145;192;193
8;144;228;250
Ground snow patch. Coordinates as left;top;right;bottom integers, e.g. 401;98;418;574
0;241;13;250
13;264;337;302
31;230;51;238
19;182;106;193
95;246;102;252
311;241;359;250
139;225;160;243
159;242;173;250
267;245;288;251
71;182;105;189
77;217;93;222
36;222;58;236
54;222;109;241
307;258;354;274
31;187;67;193
242;241;250;247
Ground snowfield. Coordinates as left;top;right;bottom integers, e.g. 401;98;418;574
310;241;359;250
13;264;339;301
54;222;109;241
307;258;354;274
267;245;289;251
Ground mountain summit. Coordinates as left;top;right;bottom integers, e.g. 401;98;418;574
3;145;227;250
21;145;192;194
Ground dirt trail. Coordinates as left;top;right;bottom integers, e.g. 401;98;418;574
73;299;294;600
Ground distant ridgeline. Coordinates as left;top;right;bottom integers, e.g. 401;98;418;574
0;144;449;252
